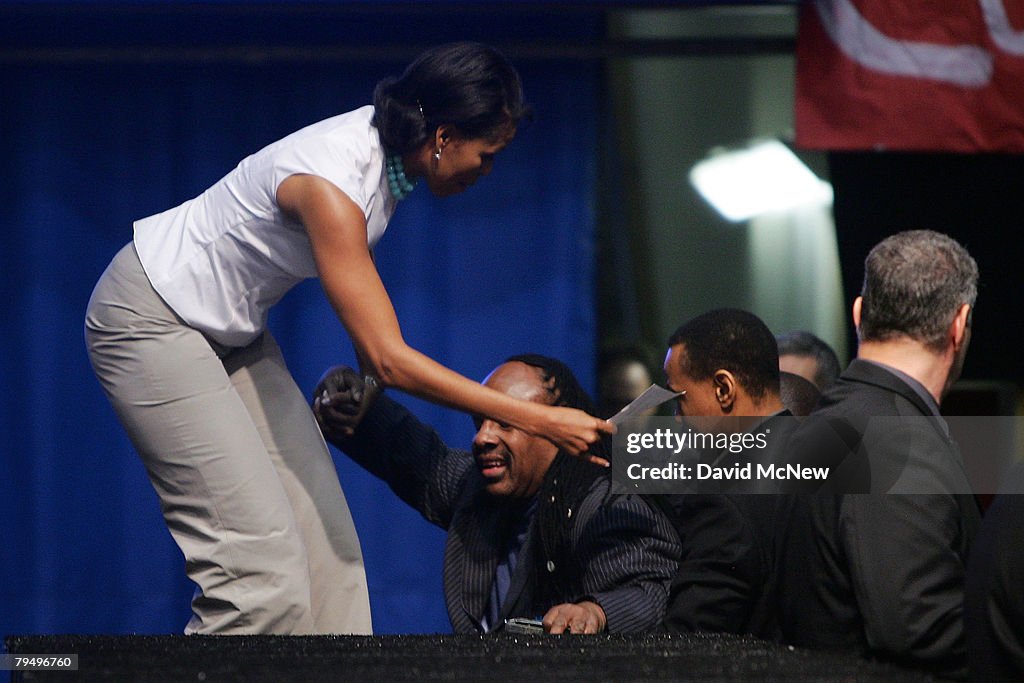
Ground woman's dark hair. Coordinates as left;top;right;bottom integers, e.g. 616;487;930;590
503;354;609;613
372;42;531;154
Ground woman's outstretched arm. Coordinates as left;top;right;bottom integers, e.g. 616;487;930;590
277;173;613;460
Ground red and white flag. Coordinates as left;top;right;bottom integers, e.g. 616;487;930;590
796;0;1024;152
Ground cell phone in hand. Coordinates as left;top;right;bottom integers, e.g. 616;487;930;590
504;617;544;634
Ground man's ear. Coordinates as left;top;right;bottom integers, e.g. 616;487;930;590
713;370;737;411
852;296;863;332
951;303;971;350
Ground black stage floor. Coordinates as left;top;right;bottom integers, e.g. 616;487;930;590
4;633;938;682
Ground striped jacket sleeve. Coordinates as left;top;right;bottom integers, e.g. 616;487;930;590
572;482;682;632
333;393;473;531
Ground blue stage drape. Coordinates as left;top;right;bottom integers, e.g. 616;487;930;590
0;26;600;635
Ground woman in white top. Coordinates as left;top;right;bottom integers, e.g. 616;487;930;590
84;42;612;635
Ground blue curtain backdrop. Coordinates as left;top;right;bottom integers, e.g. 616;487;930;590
0;7;601;636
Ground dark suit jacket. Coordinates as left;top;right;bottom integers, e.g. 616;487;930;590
660;493;785;638
338;394;681;634
660;411;796;638
777;359;981;678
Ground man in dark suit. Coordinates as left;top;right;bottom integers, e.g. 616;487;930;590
777;230;982;678
314;354;681;634
659;308;793;638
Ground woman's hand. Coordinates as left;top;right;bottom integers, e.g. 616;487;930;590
535;405;615;466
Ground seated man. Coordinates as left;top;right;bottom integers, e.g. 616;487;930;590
658;308;793;638
315;354;681;634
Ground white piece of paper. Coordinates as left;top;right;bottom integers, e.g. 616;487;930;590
608;384;684;425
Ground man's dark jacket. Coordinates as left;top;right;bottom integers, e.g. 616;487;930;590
337;394;681;633
660;411;796;638
777;359;981;678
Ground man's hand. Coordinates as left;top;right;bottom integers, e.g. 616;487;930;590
542;600;607;634
312;365;382;440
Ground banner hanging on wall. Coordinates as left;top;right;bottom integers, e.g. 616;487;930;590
795;0;1024;153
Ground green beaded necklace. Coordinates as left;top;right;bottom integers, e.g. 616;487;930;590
385;154;416;201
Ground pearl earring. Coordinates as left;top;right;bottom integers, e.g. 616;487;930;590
434;149;442;161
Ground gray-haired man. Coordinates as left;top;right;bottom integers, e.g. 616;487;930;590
778;230;982;678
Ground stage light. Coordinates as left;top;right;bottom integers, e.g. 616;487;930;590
689;139;833;222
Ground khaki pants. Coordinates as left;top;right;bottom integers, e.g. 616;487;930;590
85;243;372;635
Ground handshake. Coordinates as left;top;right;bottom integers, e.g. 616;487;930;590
312;366;383;440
